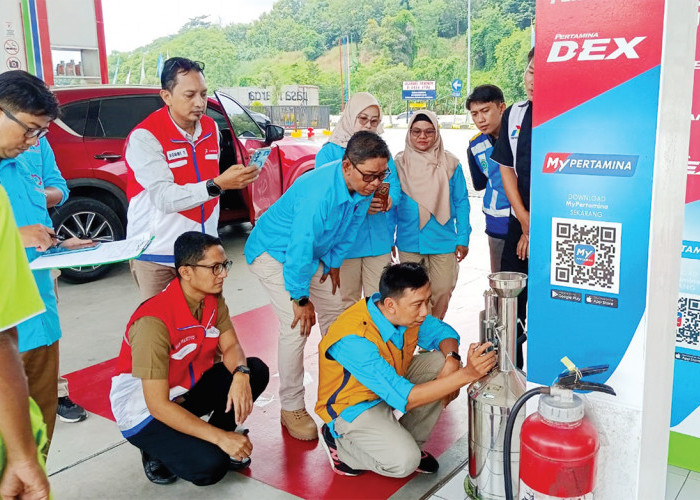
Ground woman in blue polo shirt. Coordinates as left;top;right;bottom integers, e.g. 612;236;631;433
315;92;400;309
395;111;470;319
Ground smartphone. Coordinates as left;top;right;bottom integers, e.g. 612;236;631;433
248;148;272;169
373;182;390;210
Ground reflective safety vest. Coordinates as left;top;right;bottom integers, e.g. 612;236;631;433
110;279;220;436
125;106;220;265
469;132;510;238
315;299;419;423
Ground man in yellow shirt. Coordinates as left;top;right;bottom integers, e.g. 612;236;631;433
0;185;50;499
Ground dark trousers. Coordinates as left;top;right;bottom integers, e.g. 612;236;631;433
127;357;269;486
500;216;528;369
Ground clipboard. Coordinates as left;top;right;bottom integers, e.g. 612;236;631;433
29;234;153;271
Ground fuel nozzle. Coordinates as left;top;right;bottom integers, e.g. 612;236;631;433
555;364;616;396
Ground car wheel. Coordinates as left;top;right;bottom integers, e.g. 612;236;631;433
50;197;125;283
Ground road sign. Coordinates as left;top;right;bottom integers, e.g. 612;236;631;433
451;79;463;98
402;81;436;100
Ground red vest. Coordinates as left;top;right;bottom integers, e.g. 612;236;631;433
115;279;220;391
125;106;219;224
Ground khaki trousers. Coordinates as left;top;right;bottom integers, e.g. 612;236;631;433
398;251;459;320
21;341;59;447
249;252;345;410
334;351;446;478
130;260;177;302
338;254;392;309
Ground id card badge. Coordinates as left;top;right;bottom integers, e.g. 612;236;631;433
205;326;221;338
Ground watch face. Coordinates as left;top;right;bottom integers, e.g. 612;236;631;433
235;365;251;375
297;297;309;307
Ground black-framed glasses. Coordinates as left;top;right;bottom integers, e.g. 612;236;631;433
356;114;380;128
1;108;49;139
188;260;232;276
351;162;390;183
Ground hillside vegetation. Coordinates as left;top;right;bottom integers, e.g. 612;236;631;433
107;0;534;114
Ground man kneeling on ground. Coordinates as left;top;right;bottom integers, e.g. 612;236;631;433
316;262;496;477
110;231;269;486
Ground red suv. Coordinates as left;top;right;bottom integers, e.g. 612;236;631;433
48;86;319;282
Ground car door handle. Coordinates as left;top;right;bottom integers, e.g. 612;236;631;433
94;153;122;161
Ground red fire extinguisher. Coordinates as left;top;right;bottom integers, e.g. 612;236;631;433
503;364;616;500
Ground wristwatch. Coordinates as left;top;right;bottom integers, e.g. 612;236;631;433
446;351;462;362
206;179;222;197
233;365;250;376
291;296;310;307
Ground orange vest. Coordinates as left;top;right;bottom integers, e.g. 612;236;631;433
315;299;419;423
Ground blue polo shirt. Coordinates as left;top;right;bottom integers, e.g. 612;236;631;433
0;138;69;352
395;164;471;254
325;293;460;437
315;142;401;259
244;159;372;299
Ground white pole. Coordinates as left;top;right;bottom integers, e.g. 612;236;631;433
467;0;471;95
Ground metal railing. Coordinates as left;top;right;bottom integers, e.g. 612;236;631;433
251;105;330;129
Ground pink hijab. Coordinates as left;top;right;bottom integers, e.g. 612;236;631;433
395;111;459;229
329;92;385;147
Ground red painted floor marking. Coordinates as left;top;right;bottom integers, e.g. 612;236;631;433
63;304;467;499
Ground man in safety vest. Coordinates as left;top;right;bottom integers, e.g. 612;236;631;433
125;57;260;301
315;262;496;477
491;47;535;368
466;84;509;272
110;231;269;486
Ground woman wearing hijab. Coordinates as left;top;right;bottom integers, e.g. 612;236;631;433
395;111;471;319
315;92;401;309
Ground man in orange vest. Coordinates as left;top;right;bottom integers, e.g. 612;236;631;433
316;262;496;477
110;231;269;486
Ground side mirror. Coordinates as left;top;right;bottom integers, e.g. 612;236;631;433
265;124;285;144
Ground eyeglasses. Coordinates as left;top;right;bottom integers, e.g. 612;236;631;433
351;162;390;183
410;128;437;138
188;260;232;276
356;114;380;128
1;108;50;139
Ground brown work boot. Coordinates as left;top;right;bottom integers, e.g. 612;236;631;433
281;408;318;441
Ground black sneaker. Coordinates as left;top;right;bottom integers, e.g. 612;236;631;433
416;451;439;474
141;451;177;485
57;396;88;423
319;424;363;476
229;457;251;471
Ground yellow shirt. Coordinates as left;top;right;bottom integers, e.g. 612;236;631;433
0;185;44;330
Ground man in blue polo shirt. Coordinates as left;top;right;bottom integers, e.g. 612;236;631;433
245;131;390;441
0;70;92;444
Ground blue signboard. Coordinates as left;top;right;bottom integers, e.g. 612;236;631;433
402;81;436;100
451;79;463;97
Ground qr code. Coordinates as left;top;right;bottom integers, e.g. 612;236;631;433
677;293;700;348
550;217;622;294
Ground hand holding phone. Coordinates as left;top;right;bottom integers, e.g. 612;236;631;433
372;182;390;211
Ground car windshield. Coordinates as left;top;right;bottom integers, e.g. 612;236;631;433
216;92;265;140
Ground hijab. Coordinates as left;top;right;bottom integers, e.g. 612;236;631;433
395;110;459;229
329;92;385;147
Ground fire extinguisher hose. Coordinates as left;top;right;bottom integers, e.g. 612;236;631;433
503;386;551;500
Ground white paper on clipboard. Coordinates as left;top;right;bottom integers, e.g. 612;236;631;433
29;234;154;270
248;148;271;169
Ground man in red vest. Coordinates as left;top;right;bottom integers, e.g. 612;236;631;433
110;231;269;486
125;57;260;301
